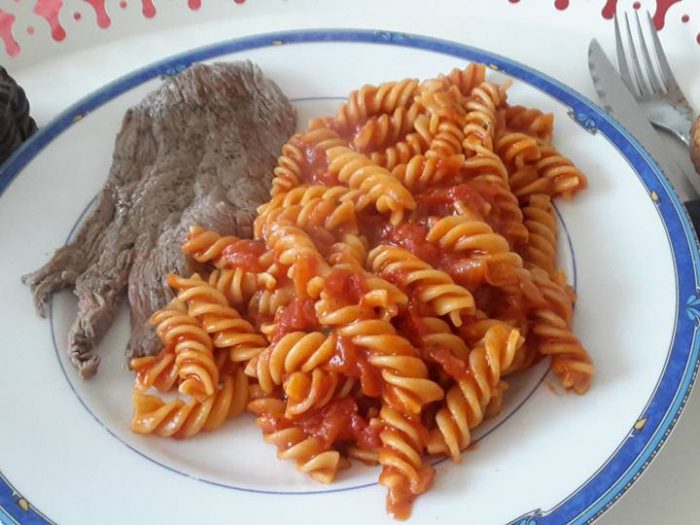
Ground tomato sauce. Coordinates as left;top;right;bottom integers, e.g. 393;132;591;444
358;208;390;246
299;141;339;186
257;397;382;450
438;252;487;290
298;397;382;449
133;346;174;389
305;226;336;257
399;309;431;341
426;347;470;381
271;298;320;343
413;183;492;220
382;464;435;520
327;336;383;398
396;307;440;348
435;154;465;177
471;286;527;321
287;254;319;298
378;222;440;266
323;268;367;305
220;239;266;272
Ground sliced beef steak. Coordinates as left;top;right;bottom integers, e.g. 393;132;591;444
23;61;297;378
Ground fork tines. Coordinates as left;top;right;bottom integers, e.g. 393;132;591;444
615;11;684;98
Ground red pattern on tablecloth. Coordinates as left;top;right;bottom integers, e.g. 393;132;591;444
0;0;696;58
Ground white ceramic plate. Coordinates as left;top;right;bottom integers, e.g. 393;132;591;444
0;30;698;525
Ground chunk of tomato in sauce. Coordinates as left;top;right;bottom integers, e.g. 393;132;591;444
258;397;382;451
219;239;266;272
384;464;435;520
327;336;383;398
414;183;492;219
471;285;526;321
426;347;470;381
395;307;440;344
299;141;339;186
378;222;440;266
323;268;367;305
271;298;320;343
295;397;383;450
437;252;487;290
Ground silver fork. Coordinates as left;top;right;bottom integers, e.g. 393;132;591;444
614;11;694;145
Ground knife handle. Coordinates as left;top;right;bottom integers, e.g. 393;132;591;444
685;200;700;234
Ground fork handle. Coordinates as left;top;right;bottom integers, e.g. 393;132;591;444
684;200;700;235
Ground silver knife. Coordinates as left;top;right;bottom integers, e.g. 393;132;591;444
588;39;700;222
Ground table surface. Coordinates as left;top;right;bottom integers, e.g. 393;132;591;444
3;0;700;523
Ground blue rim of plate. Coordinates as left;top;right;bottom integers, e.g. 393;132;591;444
0;29;698;525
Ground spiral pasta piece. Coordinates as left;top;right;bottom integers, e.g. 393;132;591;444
249;397;342;483
130;348;178;393
427;215;524;287
495;131;541;169
347;445;380;465
505;105;554;143
168;274;268;363
302;127;348;152
314;297;377;326
314;273;408;324
462;144;510;187
411;316;470;361
391;154;464;192
326;146;416;224
263;222;327;269
251;332;338;393
248;286;296;320
368;132;429;171
432;64;487;97
428;215;511;254
207;268;273;307
353;104;421;152
427;324;524;461
531;309;592;394
425;118;465;157
180;225;242;268
271;140;304;196
462;81;506;152
508;165;551;200
378;405;434;520
369;245;475;326
327;234;369;269
254;197;359;238
530;267;574;324
522;194;558;275
533;143;588;199
415;85;468;127
130;364;249;439
262;222;330;298
336;79;419;132
464;180;529;246
258;185;357;218
339;319;444;414
149;300;218;401
283;369;353;418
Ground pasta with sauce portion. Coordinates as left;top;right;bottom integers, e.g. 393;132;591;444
128;63;592;520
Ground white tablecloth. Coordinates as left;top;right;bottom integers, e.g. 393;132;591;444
4;0;700;522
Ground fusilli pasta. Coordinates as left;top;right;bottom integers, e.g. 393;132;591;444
129;62;593;521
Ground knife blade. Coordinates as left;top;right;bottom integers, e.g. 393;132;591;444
588;38;700;229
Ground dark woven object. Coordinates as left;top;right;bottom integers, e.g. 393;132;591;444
0;66;38;165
